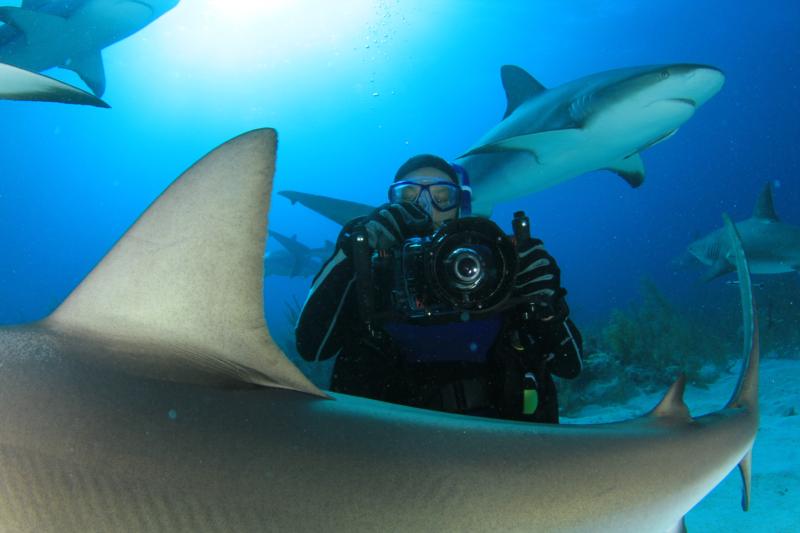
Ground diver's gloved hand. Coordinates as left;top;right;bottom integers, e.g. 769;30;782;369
513;238;568;322
355;202;432;250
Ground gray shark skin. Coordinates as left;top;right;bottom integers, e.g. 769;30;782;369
688;183;800;280
0;61;108;106
457;64;725;214
0;129;758;532
0;0;179;96
264;230;334;278
279;189;374;226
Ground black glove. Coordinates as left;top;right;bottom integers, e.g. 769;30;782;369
344;202;432;251
512;238;568;322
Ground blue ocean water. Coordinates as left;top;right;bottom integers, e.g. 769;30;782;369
2;0;798;327
0;0;798;526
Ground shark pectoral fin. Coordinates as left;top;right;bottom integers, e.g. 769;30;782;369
0;63;110;107
702;257;734;281
65;51;106;97
738;448;753;511
0;7;67;44
460;129;584;163
46;129;325;398
605;153;645;188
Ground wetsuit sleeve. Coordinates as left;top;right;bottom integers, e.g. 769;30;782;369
528;316;583;379
295;246;359;362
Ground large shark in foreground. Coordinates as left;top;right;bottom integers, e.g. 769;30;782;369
0;61;108;106
0;0;179;96
0;129;758;531
459;64;725;213
688;182;800;280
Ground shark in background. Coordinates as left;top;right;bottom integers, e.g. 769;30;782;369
264;229;335;278
459;64;725;213
687;182;800;280
279;63;725;221
0;0;179;96
0;129;759;531
0;60;108;106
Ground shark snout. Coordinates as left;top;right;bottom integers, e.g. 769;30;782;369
672;64;725;107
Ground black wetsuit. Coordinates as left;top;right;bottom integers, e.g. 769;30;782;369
296;237;583;424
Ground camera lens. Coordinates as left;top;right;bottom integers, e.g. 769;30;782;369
446;248;484;290
455;254;480;282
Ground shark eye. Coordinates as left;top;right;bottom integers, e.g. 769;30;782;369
659;70;670;80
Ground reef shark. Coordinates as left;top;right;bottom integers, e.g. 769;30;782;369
279;190;373;226
459;64;725;213
279;63;725;221
0;129;758;531
0;0;179;96
264;230;335;278
0;60;108;106
688;182;800;280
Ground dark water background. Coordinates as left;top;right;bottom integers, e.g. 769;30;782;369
0;0;798;353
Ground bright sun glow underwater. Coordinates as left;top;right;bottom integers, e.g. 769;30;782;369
158;0;382;76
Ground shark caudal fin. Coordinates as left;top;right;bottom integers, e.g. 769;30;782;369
0;62;109;107
46;129;324;397
723;213;760;511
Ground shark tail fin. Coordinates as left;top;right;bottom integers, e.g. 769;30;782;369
723;213;759;413
46;129;324;397
721;212;759;512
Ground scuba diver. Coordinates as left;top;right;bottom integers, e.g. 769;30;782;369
296;154;582;423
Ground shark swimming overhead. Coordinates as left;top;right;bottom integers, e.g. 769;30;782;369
0;129;759;531
458;64;725;214
688;182;800;280
277;63;725;222
0;61;108;106
0;0;179;96
278;190;374;226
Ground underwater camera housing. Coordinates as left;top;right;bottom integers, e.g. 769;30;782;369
352;214;528;324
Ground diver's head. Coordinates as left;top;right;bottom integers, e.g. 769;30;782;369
389;154;461;228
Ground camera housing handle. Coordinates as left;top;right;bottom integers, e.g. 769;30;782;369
351;230;376;332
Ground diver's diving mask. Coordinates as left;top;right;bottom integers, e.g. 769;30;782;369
388;180;462;212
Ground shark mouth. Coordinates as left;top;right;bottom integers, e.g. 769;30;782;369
665;97;697;107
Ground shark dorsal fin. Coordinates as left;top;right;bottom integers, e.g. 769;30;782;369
650;375;691;420
501;65;547;119
47;129;324;397
752;182;779;221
